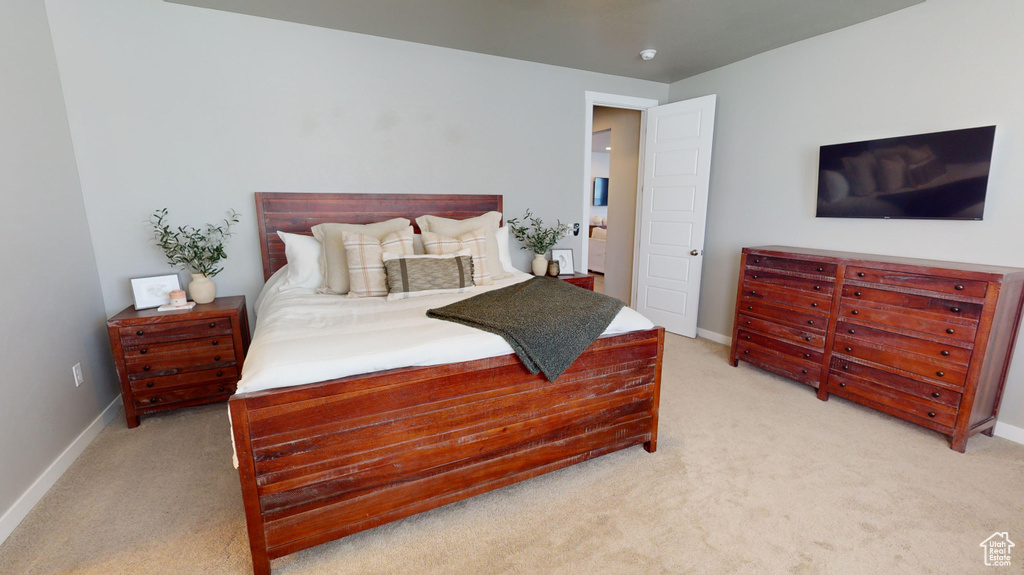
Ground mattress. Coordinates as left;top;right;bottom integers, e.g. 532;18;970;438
236;267;655;395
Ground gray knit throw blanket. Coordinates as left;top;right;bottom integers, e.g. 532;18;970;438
427;277;625;381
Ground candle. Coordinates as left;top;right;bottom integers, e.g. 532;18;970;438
169;289;187;307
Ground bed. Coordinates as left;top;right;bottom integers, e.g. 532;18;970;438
229;192;665;574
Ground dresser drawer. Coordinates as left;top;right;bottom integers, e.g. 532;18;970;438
738;299;827;331
845;267;988;299
841;285;983;321
827;369;958;429
119;317;234;345
736;329;823;365
744;269;833;296
746;253;837;277
838;300;977;344
133;380;236;409
833;331;968;387
742;281;832;315
736;339;819;386
130;366;239;393
828;357;962;407
125;336;236;377
738;314;826;350
833;321;972;366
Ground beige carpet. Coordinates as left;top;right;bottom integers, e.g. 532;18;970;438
2;335;1022;574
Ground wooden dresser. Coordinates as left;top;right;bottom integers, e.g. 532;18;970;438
730;246;1024;452
107;296;250;428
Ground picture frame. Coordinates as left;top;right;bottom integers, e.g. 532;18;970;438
130;274;181;310
551;249;575;275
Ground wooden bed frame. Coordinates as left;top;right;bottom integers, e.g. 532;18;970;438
230;192;665;574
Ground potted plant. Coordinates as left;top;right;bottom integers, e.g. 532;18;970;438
506;209;571;276
150;208;239;303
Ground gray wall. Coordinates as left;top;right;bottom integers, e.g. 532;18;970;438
44;0;668;318
0;0;117;519
669;0;1024;430
592;107;641;304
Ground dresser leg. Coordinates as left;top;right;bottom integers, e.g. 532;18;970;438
126;414;140;428
816;387;829;402
950;434;968;453
981;427;995;437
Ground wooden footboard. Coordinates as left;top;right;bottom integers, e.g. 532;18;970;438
230;327;664;574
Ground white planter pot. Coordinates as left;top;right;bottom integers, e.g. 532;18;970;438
189;273;217;304
531;253;548;276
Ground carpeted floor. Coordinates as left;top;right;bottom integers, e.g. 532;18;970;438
1;335;1022;574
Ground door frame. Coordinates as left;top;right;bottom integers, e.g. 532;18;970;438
582;92;659;304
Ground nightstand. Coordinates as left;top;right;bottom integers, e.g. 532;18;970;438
107;296;250;428
558;273;594;291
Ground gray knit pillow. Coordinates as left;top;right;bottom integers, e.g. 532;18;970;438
382;250;476;301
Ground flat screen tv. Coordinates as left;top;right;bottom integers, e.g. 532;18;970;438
593;177;608;206
816;125;995;220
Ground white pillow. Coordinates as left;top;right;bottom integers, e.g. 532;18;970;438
496;226;515;274
276;231;323;290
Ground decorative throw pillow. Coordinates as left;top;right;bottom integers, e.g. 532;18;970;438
842;152;879;197
422;228;492;285
416;212;509;280
276;231;323;290
875;153;909;192
342;226;415;297
382;250;475;300
495;226;515;274
311;218;411;295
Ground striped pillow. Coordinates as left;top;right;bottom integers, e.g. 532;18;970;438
341;227;415;297
382;250;475;300
421;228;492;285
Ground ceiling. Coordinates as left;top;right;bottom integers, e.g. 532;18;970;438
167;0;923;84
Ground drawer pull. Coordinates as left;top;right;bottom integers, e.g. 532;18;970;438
743;350;750;355
218;386;226;393
814;285;821;290
845;347;852;352
143;366;151;372
950;307;960;313
941;350;950;356
854;291;861;297
136;330;144;336
817;267;824;272
146;382;154;388
954;285;964;291
214;355;221;362
744;336;751;340
927;412;936;418
747;306;753;310
801;369;808;374
839;382;846;387
932;392;941;398
754;258;761;263
803;353;810;358
745;321;751;325
140;348;147;354
752;274;758;279
750;291;757;296
857;272;866;277
842;365;849;370
216;370;224;376
946;328;955;335
848;329;856;334
936;371;945;377
149;398;160;404
811;303;818;307
851;310;858;315
804;336;812;341
209;322;216;328
807;320;815;325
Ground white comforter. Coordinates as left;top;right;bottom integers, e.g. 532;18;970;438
237;268;655;394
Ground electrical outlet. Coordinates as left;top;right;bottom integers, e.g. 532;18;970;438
72;363;84;387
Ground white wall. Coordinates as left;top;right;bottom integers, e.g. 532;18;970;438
44;0;668;319
0;0;118;540
669;0;1024;431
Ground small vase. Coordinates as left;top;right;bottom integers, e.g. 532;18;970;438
188;273;216;304
531;253;548;276
547;260;560;277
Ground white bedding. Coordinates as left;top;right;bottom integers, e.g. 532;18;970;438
237;267;655;394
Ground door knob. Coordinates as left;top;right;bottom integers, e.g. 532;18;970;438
690;249;699;256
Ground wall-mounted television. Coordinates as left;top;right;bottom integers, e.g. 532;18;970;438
593;177;608;206
816;125;995;220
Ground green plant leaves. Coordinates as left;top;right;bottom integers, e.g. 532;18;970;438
150;208;239;277
506;209;570;255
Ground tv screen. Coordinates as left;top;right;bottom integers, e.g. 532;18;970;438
816;125;995;220
593;177;608;206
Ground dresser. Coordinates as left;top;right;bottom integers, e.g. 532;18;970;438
107;296;250;428
559;272;595;291
730;246;1024;452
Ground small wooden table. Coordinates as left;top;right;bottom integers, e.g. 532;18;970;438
107;296;250;427
557;273;594;291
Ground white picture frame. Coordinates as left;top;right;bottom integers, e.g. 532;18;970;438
130;274;181;310
551;249;575;275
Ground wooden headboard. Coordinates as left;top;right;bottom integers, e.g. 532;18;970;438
255;192;504;280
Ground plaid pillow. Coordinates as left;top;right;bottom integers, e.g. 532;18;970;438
382;250;475;300
341;226;414;297
421;228;492;285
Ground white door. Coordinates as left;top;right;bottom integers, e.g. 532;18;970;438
632;95;716;337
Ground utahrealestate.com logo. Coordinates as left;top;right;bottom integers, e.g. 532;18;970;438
980;532;1014;567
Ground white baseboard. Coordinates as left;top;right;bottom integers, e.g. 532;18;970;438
0;396;122;545
696;328;731;346
994;421;1024;446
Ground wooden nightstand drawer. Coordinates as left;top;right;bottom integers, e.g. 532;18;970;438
108;296;250;428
